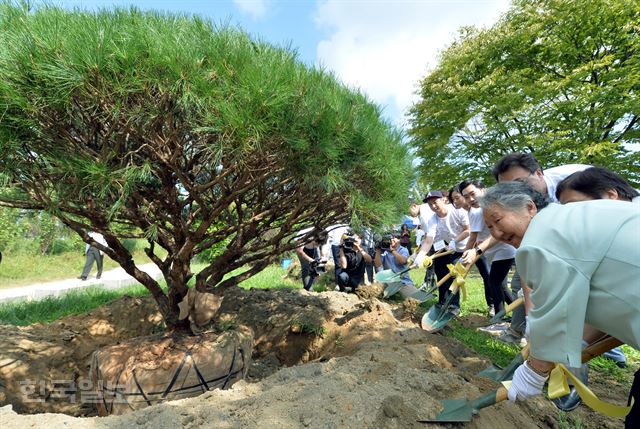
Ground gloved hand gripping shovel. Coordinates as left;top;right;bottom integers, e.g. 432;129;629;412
418;335;623;423
408;249;455;301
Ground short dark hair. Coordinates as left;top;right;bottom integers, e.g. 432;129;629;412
458;179;486;193
314;230;328;244
492;152;542;181
449;185;460;196
556;167;640;202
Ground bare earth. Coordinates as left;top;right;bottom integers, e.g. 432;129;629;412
0;286;630;428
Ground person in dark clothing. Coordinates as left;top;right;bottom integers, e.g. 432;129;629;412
337;232;372;292
295;229;329;291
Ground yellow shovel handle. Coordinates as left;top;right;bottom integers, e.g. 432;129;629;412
504;297;524;314
431;249;455;260
496;386;509;403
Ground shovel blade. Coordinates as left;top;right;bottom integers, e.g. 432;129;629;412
376;269;400;283
383;282;404;298
418;398;473;423
421;305;456;333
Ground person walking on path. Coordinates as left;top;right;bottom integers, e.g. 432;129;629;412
79;231;107;280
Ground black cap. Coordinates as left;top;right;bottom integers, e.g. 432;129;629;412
424;190;444;201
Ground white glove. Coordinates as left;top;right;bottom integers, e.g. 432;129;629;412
448;240;456;251
413;252;425;268
508;361;548;402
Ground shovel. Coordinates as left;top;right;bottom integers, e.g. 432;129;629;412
383;281;405;298
419;335;623;423
489;297;524;324
376;266;412;284
421;258;478;333
479;345;530;381
378;250;455;299
420;280;462;333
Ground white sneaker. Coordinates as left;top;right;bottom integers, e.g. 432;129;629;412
488;306;495;318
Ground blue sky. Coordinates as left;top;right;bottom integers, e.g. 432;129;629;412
52;0;511;128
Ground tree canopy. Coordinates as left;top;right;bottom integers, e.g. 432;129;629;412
0;3;413;329
409;0;640;188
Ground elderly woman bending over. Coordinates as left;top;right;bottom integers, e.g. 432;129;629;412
480;181;639;427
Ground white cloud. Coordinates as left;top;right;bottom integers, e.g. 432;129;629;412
314;0;511;126
233;0;269;20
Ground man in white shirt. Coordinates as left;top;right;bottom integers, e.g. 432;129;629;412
491;152;589;203
412;191;470;313
79;231;107;280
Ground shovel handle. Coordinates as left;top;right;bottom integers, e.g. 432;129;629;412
473;386;509;410
496;386;509;403
431;249;455;260
504;297;524;314
582;335;623;362
521;344;530;359
436;272;453;287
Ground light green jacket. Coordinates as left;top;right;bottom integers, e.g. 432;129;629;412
516;200;639;367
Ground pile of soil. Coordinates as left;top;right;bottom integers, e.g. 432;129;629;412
0;287;630;428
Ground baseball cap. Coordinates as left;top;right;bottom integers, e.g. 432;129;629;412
424;190;444;201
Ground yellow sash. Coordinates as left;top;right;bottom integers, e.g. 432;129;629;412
548;363;633;418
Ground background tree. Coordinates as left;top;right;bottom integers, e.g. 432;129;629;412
409;0;640;188
0;4;414;330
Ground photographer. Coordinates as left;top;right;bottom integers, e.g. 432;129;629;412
337;232;372;292
374;234;418;298
295;230;329;291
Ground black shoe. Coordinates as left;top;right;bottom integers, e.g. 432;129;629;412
96;275;101;280
551;387;582;412
78;276;87;281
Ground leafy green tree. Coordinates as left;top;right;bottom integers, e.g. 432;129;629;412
0;4;413;330
409;0;640;188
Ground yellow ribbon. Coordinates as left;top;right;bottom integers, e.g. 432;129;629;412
454;276;467;301
447;262;468;301
447;261;466;279
548;363;633;418
421;255;433;269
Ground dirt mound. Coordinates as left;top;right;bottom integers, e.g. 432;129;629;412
0;296;163;415
0;287;630;428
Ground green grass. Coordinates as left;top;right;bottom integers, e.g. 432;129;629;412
0;248;163;289
557;411;585;429
0;284;150;325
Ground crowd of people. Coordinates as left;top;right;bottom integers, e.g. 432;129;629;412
409;153;638;426
294;151;638;427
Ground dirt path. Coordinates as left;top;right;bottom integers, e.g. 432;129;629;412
0;287;631;428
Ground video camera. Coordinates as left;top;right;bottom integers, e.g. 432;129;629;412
341;232;356;250
375;234;393;252
309;258;327;276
